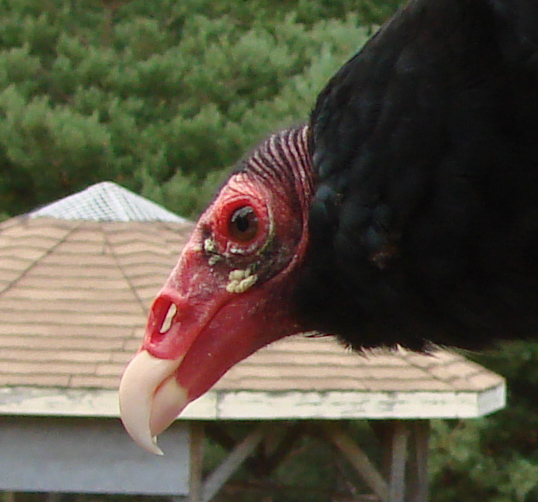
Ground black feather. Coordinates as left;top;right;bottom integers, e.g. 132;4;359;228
295;0;538;351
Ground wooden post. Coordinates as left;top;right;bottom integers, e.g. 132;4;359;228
323;422;389;502
407;421;430;502
388;422;409;502
189;422;205;502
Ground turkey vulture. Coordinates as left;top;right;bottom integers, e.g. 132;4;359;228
120;0;538;454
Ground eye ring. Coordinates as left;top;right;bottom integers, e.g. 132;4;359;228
228;206;259;243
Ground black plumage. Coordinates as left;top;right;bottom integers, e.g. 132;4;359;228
296;0;538;351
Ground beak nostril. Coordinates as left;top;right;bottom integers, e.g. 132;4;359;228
147;296;180;345
160;303;177;334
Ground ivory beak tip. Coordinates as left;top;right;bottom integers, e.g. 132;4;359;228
150;437;165;456
119;350;185;455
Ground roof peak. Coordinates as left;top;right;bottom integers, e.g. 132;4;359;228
29;182;187;223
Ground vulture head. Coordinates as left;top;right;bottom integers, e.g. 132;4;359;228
119;126;315;454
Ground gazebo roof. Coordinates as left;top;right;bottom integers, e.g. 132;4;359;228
0;183;505;421
29;181;187;223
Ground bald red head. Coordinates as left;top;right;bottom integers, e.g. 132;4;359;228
119;125;313;453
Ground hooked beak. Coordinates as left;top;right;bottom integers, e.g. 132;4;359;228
119;350;187;455
118;285;207;456
118;284;283;455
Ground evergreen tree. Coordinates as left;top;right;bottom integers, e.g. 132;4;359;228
0;0;383;217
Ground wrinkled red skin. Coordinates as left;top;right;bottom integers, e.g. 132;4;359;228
140;165;311;407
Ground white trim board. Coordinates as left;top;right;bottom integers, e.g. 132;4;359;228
0;383;505;421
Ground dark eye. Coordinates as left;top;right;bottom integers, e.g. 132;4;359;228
228;206;259;243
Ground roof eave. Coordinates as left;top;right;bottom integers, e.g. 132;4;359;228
0;383;506;421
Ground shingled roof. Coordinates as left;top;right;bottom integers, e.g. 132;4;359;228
0;183;505;420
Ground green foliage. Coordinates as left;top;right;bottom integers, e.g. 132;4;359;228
430;343;538;502
0;0;392;218
431;420;538;502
